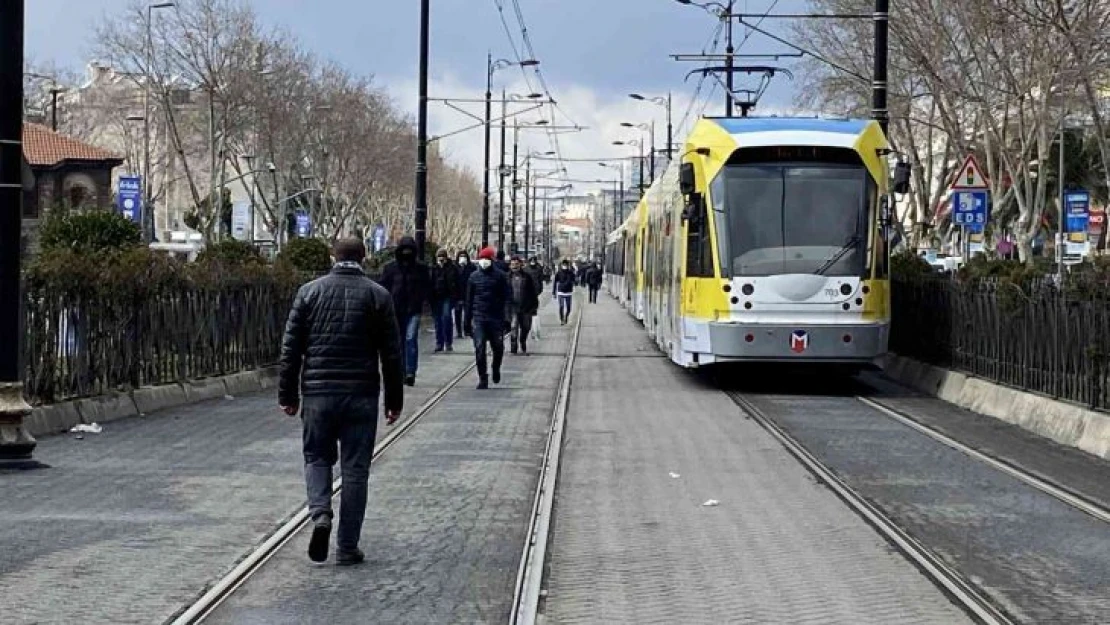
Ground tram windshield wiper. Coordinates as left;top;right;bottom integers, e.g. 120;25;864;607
813;235;861;276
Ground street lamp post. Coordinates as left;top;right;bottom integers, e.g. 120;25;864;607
630;92;673;160
1;0;37;465
144;2;175;244
613;140;643;195
414;0;430;258
621;122;656;183
483;56;539;247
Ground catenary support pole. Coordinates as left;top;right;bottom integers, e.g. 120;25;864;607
872;0;889;136
482;53;493;248
499;88;507;250
725;0;735;117
414;0;430;257
0;0;38;465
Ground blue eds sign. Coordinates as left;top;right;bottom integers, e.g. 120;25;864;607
951;190;988;233
1064;190;1090;234
117;175;142;224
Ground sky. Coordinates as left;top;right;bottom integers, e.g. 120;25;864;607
26;0;814;195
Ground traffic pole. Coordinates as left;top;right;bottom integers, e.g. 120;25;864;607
499;88;507;251
872;0;889;136
481;53;492;248
0;0;37;466
414;0;430;258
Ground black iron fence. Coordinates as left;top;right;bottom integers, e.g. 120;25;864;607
891;278;1110;411
22;282;295;404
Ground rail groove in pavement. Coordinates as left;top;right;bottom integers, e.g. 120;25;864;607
729;391;1013;625
511;306;584;625
171;361;477;624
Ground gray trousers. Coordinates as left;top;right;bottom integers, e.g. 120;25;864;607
302;394;379;551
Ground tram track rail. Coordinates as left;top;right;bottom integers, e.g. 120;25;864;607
729;391;1014;625
170;360;477;625
511;307;583;625
857;396;1110;526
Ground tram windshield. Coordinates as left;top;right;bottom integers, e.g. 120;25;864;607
710;162;872;277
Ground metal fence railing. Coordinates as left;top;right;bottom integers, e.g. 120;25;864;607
891;278;1110;412
22;283;296;405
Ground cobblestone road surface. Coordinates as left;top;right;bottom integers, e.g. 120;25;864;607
204;300;573;625
542;296;972;624
743;387;1110;624
0;335;470;625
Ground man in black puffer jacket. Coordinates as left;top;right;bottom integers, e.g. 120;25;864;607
279;238;403;566
465;246;511;389
377;236;430;386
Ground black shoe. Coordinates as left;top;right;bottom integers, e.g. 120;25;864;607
492;368;501;384
308;514;332;563
404;375;415;387
335;547;365;566
510;345;518;354
477;378;489;390
434;345;444;353
446;344;454;352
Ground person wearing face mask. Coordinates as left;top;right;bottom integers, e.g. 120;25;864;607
453;250;476;339
553;259;577;325
507;256;539;355
524;257;546;341
465;247;511;389
430;249;459;352
376;236;431;386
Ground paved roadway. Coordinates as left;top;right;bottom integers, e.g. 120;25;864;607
0;326;473;625
203;299;573;624
542;296;973;624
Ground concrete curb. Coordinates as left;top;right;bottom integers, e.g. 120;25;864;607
26;366;279;438
880;354;1110;461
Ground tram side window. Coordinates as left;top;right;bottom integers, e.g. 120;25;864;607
685;196;714;277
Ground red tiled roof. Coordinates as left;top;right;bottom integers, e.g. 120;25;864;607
22;122;122;167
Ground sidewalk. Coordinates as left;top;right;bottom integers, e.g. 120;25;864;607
0;335;472;625
204;298;571;624
542;294;972;624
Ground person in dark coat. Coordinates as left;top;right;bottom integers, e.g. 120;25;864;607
279;238;404;566
465;246;511;389
525;256;545;291
553;259;577;325
454;250;475;339
507;256;540;355
587;262;603;303
494;249;510;273
376;236;430;386
430;249;459;352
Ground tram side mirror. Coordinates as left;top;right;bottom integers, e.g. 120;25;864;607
679;162;696;196
892;160;911;195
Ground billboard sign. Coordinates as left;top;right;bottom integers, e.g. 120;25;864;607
117;175;142;224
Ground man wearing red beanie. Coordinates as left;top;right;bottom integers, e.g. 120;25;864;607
464;247;511;388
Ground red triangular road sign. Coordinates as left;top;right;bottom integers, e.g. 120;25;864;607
950;155;989;189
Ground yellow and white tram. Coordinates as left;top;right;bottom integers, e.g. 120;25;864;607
604;116;893;367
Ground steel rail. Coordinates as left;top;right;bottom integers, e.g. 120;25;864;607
170;361;478;625
857;396;1110;525
510;305;583;625
729;392;1013;625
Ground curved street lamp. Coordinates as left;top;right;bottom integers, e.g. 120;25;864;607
629;92;674;159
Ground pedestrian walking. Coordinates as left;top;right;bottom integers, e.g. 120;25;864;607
587;262;602;303
508;256;539;355
525;256;546;340
377;236;430;386
466;246;511;389
553;259;576;325
430;249;459;352
494;248;510;273
279;238;404;566
454;250;475;339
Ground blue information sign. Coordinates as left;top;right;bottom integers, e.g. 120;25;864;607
1064;190;1090;234
951;190;988;233
294;211;311;238
117;175;142;225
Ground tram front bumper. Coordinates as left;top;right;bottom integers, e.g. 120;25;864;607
704;321;888;362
